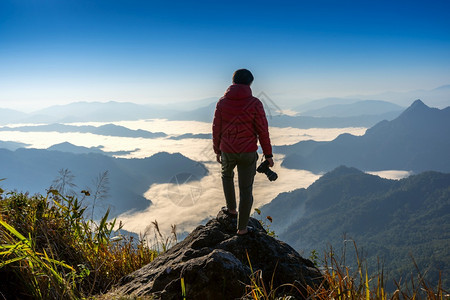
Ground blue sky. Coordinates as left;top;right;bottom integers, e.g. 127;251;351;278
1;0;449;111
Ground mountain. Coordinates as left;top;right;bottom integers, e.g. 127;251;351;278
168;101;216;123
289;85;450;114
163;97;218;110
0;149;208;218
300;100;404;118
170;133;211;140
281;100;450;173
47;142;107;155
167;100;401;128
259;166;450;290
47;142;140;156
364;84;450;109
0;108;28;125
0;123;167;139
293;97;367;112
163;98;401;128
0;101;181;124
268;113;400;129
31;101;177;123
0;123;211;141
0;140;29;151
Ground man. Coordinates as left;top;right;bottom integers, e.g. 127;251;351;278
212;69;274;235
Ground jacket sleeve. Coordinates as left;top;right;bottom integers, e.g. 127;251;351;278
212;101;222;155
254;100;272;158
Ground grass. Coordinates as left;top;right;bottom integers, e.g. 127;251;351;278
0;189;160;299
245;240;449;299
1;189;448;299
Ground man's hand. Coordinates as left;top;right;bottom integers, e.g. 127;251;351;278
266;157;274;167
216;153;222;164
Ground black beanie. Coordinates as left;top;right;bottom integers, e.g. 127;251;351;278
232;69;254;85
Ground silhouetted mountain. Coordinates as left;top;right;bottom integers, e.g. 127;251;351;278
169;133;212;140
48;142;104;154
47;142;140;156
281;100;450;173
290;85;450;113
165;100;400;128
293;97;364;113
164;97;217;110
168;101;216;122
260;166;450;289
31;101;177;123
274;140;326;157
0;149;208;219
268;112;400;129
0;123;167;138
162;98;401;128
0;141;29;151
300;100;403;118
0;101;180;124
364;84;450;109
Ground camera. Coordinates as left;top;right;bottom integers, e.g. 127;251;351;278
257;160;278;181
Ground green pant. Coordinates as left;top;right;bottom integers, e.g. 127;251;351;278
221;152;258;230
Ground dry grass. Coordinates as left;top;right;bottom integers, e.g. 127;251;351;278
0;190;160;299
245;240;449;300
1;189;448;299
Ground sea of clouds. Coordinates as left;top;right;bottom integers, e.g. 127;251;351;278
1;119;410;235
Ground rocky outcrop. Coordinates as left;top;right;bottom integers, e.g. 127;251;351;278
114;210;323;299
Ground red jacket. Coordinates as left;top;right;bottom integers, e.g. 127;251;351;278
212;84;272;157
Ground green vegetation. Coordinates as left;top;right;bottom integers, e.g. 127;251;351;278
0;188;158;299
1;185;448;299
245;242;449;300
262;167;450;291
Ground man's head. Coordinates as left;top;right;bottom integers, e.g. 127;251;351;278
232;69;254;85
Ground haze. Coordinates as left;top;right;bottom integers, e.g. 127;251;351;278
1;0;450;112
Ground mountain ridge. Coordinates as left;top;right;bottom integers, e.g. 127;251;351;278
298;100;404;117
0;148;207;218
281;100;450;173
259;166;450;290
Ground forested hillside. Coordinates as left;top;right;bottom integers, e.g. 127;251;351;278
260;166;450;289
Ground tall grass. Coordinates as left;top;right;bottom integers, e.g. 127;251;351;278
1;188;448;299
245;240;449;299
0;189;158;299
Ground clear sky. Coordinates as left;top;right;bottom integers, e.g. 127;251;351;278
1;0;449;111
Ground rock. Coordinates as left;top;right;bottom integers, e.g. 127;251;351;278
114;210;323;299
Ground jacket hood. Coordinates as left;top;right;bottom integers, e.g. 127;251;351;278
224;84;253;100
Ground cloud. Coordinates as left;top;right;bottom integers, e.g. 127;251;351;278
367;170;413;180
117;156;321;236
1;118;371;236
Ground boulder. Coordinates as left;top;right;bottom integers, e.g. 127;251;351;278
114;210;323;299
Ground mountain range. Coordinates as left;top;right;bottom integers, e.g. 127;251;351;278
0;97;437;130
0;123;213;142
0;123;167;138
298;100;404;118
0;101;175;125
0;149;208;219
259;166;450;290
278;100;450;173
47;142;140;156
162;99;404;128
288;84;450;110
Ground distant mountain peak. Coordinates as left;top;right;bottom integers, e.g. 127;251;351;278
410;99;427;108
321;165;364;179
397;99;433;119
